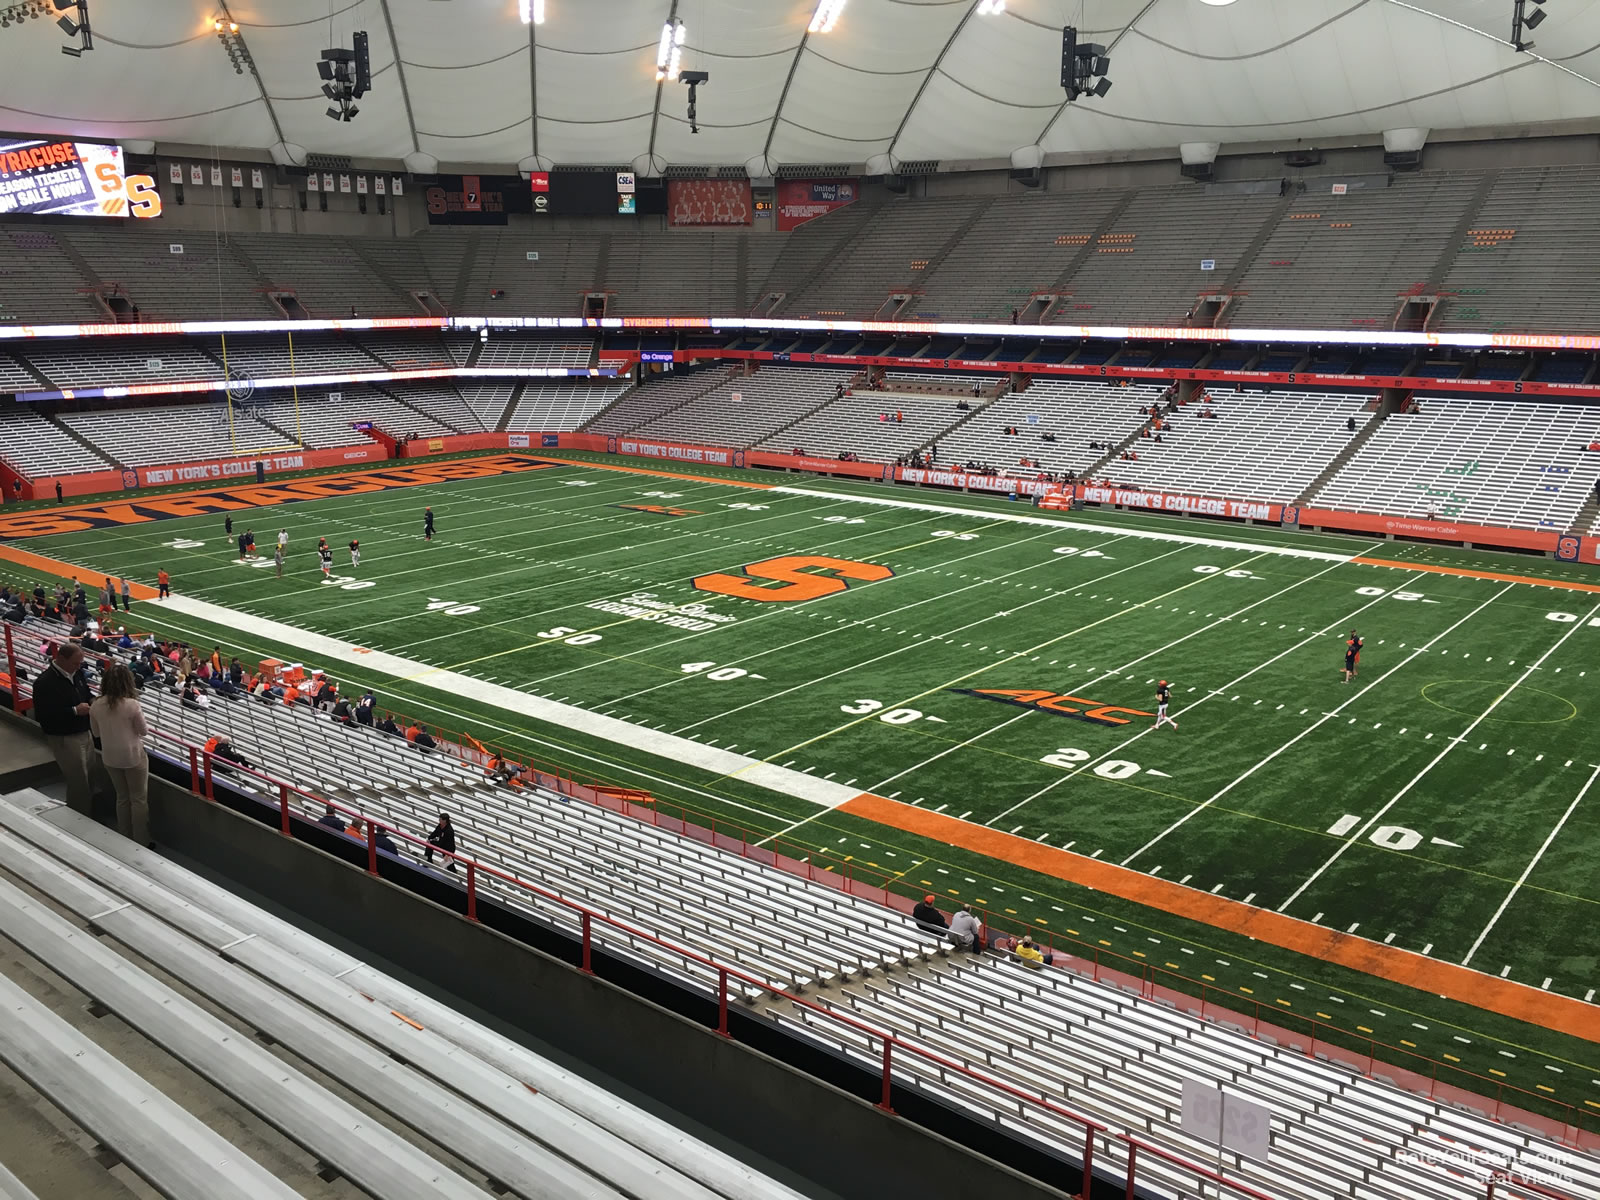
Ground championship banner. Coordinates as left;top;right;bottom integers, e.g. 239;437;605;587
0;133;159;219
668;179;752;227
775;178;856;231
424;174;531;225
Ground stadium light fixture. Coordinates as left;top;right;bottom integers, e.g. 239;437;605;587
976;0;1005;13
655;18;684;82
1512;0;1548;49
55;0;89;55
1197;0;1238;6
518;0;544;25
808;0;847;34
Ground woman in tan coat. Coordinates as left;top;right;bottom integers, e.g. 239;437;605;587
90;662;151;845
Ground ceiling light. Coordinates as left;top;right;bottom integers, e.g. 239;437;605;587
655;18;683;82
808;0;847;34
518;0;543;24
1197;0;1238;5
976;0;1005;12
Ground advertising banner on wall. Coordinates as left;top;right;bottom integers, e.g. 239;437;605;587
424;174;532;225
668;178;753;226
0;133;159;218
775;178;857;231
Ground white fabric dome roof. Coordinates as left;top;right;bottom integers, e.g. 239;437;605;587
4;0;1599;171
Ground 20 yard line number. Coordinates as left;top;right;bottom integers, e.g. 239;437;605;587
1038;746;1150;781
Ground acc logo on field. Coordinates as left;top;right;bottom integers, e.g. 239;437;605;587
955;688;1154;727
1556;535;1581;562
694;554;892;602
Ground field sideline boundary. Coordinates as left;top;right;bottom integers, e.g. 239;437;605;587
839;792;1600;1045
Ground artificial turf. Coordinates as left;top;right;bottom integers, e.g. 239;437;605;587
4;449;1598;1124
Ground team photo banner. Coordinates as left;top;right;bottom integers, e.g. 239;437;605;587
0;133;159;218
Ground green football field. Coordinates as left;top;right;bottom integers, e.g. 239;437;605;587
6;450;1600;1119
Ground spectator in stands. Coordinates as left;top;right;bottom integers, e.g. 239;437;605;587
211;736;252;771
355;689;376;727
318;803;346;832
1346;415;1356;432
378;714;402;737
32;642;97;816
180;680;210;710
425;813;458;872
1012;935;1047;969
949;904;982;953
314;675;337;709
330;694;353;725
228;657;244;686
90;663;150;846
413;724;437;751
912;894;948;938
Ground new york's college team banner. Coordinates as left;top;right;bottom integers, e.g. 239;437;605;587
0;133;160;218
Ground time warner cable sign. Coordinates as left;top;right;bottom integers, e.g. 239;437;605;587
0;133;161;218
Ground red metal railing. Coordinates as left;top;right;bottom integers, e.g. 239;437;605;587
3;626;1592;1197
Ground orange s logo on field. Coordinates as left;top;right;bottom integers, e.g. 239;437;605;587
693;554;893;603
957;688;1155;727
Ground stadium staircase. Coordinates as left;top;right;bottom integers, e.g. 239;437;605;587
348;239;435;316
1295;405;1389;505
904;197;998;311
371;383;470;433
1216;188;1301;297
1037;189;1138;318
1421;169;1502;324
763;196;886;317
492;383;526;431
220;238;283;309
1568;490;1600;534
447;235;483;313
578;366;739;434
42;412;126;469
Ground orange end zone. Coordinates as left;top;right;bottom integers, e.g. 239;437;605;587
842;791;1600;1044
0;543;159;599
1352;556;1600;594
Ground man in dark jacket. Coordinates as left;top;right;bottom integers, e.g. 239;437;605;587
317;804;346;832
32;643;96;814
912;894;948;938
424;813;457;872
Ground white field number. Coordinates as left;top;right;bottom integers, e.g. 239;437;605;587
1038;746;1144;780
841;698;930;725
726;502;769;511
640;490;682;499
165;538;205;549
1545;612;1600;625
426;598;480;616
1326;813;1428;852
821;515;865;525
1195;565;1259;579
1356;586;1429;602
537;626;602;646
320;574;374;590
1053;546;1108;558
563;480;597;487
932;530;978;540
680;661;765;681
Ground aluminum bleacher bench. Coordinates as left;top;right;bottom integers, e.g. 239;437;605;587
10;799;816;1200
0;840;525;1200
0;971;303;1200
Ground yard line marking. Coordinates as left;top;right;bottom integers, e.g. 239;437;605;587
1124;581;1515;868
990;561;1420;829
1280;599;1600;915
1462;762;1600;966
774;486;1357;562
